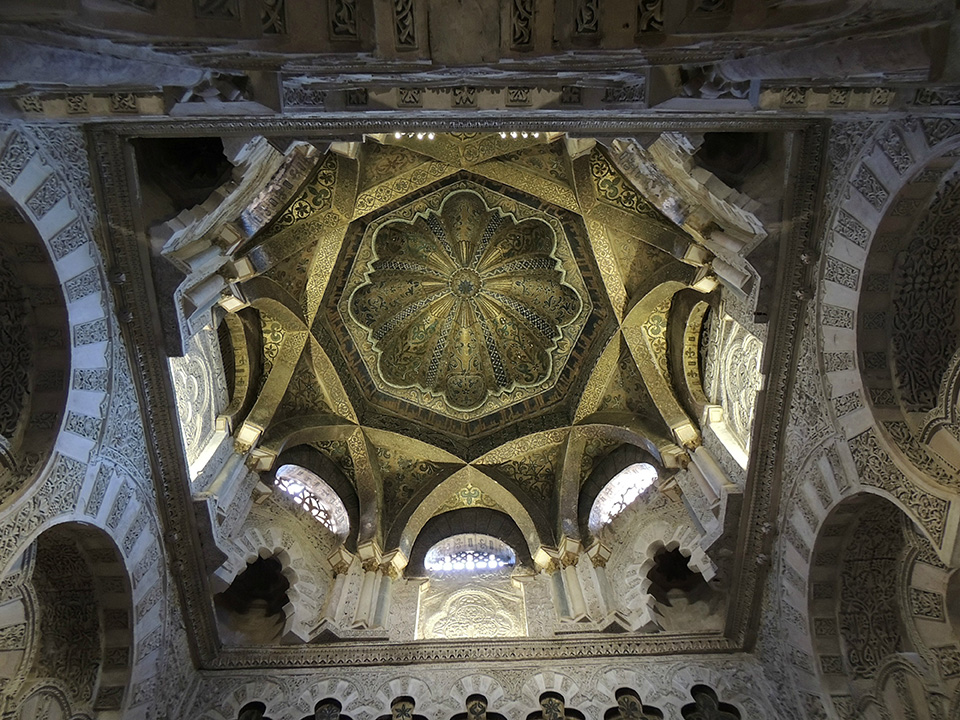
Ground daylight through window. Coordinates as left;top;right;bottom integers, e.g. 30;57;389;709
424;533;516;573
274;464;349;538
588;462;658;533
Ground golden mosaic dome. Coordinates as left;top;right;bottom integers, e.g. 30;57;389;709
346;188;586;413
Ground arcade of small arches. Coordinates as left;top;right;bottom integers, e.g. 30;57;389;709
232;685;742;720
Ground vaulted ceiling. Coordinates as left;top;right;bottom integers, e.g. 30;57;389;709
209;133;718;543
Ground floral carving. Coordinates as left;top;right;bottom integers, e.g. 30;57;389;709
425;586;524;639
349;190;584;412
838;504;903;679
891;173;960;412
0;252;30;440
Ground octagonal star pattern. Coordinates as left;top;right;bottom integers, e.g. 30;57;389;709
348;190;584;412
336;180;595;424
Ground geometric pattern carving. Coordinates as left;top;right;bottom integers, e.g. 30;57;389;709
851;164;888;210
0;133;35;186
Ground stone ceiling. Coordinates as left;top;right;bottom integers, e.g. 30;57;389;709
245;133;694;473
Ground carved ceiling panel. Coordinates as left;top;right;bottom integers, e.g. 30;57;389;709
344;187;588;415
320;170;617;449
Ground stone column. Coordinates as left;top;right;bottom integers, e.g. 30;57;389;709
353;544;382;629
560;553;587;621
373;549;407;629
322;544;355;625
584;540;613;617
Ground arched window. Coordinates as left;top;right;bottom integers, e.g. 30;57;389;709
274;464;349;538
423;533;516;574
588;462;658;534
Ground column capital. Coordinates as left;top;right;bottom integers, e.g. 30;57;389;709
585;539;611;568
326;544;355;576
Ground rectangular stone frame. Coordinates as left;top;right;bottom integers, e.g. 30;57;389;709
87;114;826;669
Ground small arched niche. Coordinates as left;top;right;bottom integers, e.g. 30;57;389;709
0;191;69;507
808;493;959;715
6;523;134;717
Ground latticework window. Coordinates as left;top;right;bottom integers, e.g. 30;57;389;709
588;462;657;533
275;464;349;538
424;533;516;573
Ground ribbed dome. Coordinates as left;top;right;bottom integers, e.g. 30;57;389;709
349;190;583;411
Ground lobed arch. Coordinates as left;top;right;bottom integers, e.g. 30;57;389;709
667;664;769;720
519;672;584;717
621;531;718;633
293;678;363;720
446;674;507;716
195;677;286;720
389;463;547;560
213;515;335;644
405;507;533;576
372;677;439;720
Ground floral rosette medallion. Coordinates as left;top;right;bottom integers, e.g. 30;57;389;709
346;188;587;414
